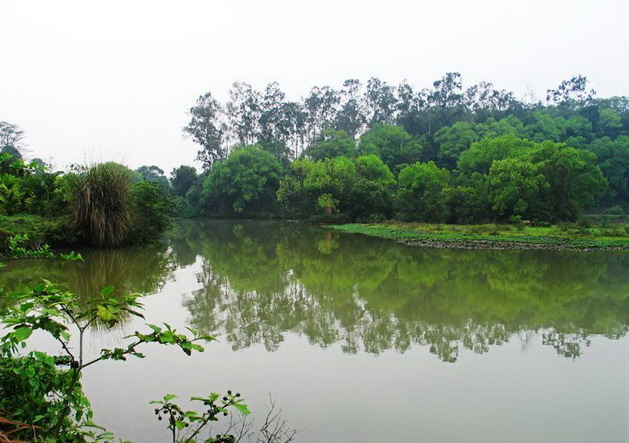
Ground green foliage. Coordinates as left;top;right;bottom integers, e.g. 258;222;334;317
151;392;249;443
585;135;629;203
171;165;198;197
21;169;71;217
444;185;491;223
396;162;450;222
0;280;229;442
359;124;423;171
0;173;24;214
304;129;356;161
488;157;549;218
434;121;479;168
328;222;629;250
68;162;175;246
204;145;283;216
2;233;81;261
277;159;317;219
68;162;135;246
131;180;176;243
136;165;170;189
524;141;607;220
0;214;76;253
457;135;536;175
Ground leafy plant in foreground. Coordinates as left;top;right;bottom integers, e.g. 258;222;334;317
0;280;246;442
151;392;250;443
2;233;83;261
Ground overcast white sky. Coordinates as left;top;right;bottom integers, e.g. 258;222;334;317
1;0;628;173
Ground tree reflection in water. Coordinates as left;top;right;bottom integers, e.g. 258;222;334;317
176;220;629;362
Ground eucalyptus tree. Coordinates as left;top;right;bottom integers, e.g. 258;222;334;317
546;75;596;108
184;92;227;170
227;82;261;146
364;77;397;125
395;81;425;136
336;79;366;139
304;85;340;141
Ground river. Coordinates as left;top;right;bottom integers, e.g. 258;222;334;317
2;220;628;442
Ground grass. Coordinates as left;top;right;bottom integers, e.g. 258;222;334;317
326;221;629;250
68;162;133;246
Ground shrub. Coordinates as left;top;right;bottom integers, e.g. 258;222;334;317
130;180;176;243
68;162;134;246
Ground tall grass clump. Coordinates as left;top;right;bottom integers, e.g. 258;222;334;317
69;162;133;246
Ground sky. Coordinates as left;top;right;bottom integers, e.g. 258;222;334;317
1;0;628;173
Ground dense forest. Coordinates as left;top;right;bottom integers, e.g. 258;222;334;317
174;73;627;222
1;73;627;250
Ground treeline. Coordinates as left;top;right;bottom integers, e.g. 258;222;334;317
174;74;628;222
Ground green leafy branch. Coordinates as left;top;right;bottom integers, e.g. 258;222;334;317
151;392;250;443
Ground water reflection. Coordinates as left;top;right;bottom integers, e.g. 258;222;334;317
0;243;175;303
176;220;629;362
2;220;627;362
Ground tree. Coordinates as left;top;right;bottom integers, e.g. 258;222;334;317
302;157;357;214
304;86;340;141
396;161;450;221
336;79;366;138
204;146;283;216
349;155;396;220
0;121;25;159
546;75;595;107
184;92;226;170
529;141;607;220
359;124;423;171
434;122;479;168
227;82;261;146
585;136;629;203
303;129;356;161
170;165;198;197
488;157;549;219
364;77;397;125
457;136;535;175
136;165;169;188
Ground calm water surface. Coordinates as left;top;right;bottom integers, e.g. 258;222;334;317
2;220;628;442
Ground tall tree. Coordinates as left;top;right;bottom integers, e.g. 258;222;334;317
546;75;596;108
336;79;366;138
304;86;340;142
364;77;397;125
184;92;226;170
227;82;261;146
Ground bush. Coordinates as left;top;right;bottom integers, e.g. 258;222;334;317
68;162;134;246
68;163;175;246
604;205;625;216
130;180;176;243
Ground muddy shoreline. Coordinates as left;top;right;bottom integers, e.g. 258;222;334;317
397;238;628;251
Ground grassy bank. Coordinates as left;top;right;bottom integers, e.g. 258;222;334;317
327;222;629;250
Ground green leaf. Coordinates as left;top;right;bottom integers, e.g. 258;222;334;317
100;286;115;296
233;403;251;415
13;326;32;342
147;324;162;333
163;394;178;402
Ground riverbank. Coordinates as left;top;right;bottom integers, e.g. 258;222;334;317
326;222;629;251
